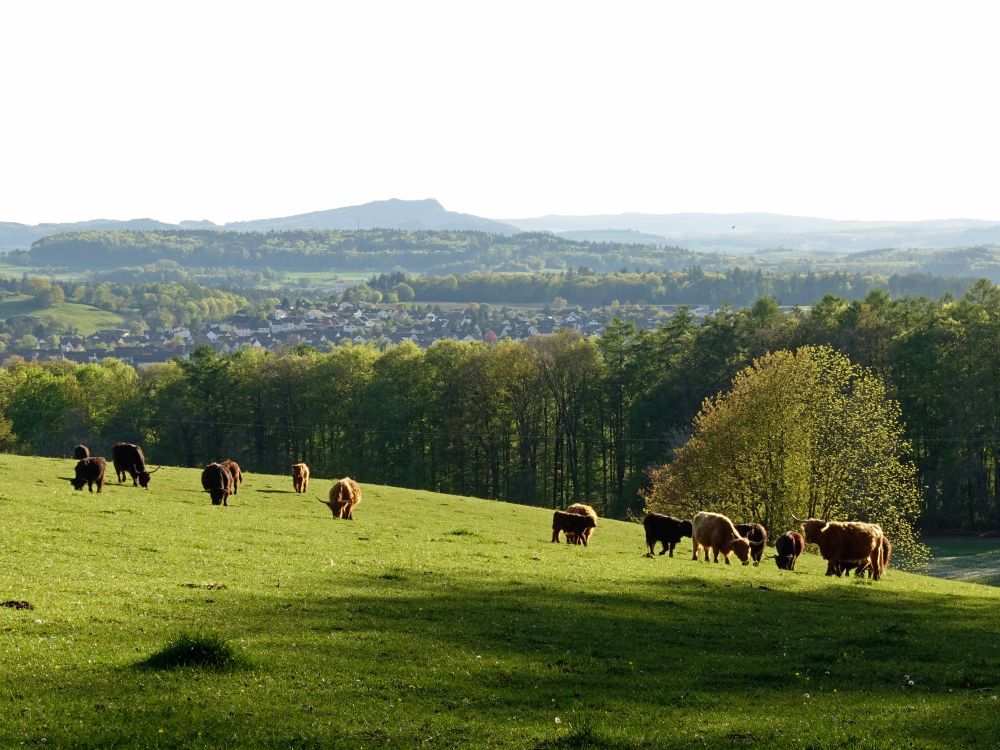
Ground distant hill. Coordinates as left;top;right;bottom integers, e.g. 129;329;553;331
506;212;1000;255
555;229;671;245
224;198;519;234
0;200;518;252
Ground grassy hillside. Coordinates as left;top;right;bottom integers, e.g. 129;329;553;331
0;294;124;334
1;454;998;748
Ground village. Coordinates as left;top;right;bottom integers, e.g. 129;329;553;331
3;300;724;365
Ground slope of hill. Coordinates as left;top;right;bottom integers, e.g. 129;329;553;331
1;455;998;748
0;294;125;334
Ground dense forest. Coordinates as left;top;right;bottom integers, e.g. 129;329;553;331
11;228;723;276
362;268;972;307
4;282;1000;533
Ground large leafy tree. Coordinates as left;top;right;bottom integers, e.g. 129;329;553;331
644;345;928;565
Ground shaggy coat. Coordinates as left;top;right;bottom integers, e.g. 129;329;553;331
201;463;233;506
73;444;90;460
643;513;693;557
552;510;597;546
220;459;242;495
773;530;805;571
735;522;768;566
320;477;362;520
692;511;752;565
70;456;106;493
291;463;309;493
112;442;154;488
841;534;893;578
563;503;599;544
799;519;885;580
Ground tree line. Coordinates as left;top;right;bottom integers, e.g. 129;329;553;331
4;282;1000;532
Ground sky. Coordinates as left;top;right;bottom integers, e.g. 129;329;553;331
2;1;999;225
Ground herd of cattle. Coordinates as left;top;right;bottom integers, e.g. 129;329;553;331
67;449;361;518
555;505;892;580
67;446;890;578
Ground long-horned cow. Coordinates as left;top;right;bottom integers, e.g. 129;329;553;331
794;515;886;580
643;513;693;557
318;477;362;520
291;463;309;493
735;522;768;566
201;463;233;506
69;456;106;493
112;442;158;488
692;511;752;565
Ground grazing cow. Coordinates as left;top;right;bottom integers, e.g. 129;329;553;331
840;534;894;578
220;459;242;495
552;510;597;546
73;444;90;460
795;516;886;580
564;503;599;544
201;463;233;506
772;530;805;571
643;513;693;557
112;442;157;488
291;463;309;493
691;511;752;565
69;456;106;493
735;522;768;566
318;477;362;520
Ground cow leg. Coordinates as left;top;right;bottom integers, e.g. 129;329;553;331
665;542;673;557
723;553;730;565
552;529;560;543
691;545;699;561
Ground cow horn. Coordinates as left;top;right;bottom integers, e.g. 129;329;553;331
316;497;331;506
790;512;805;523
750;538;766;547
764;553;775;559
148;466;161;473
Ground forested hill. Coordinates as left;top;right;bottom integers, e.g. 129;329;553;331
13;229;734;275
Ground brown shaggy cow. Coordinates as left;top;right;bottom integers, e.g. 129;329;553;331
73;444;89;460
552;510;597;546
112;442;158;488
318;477;362;520
692;511;752;565
841;534;893;578
291;463;309;493
69;456;106;493
201;462;233;506
797;517;886;580
563;503;598;544
220;459;243;495
735;522;768;566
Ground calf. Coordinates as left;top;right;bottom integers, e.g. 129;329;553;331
692;511;751;565
772;530;805;571
735;522;768;566
643;513;693;557
552;510;597;546
201;462;233;506
220;459;242;495
69;456;106;493
564;503;599;544
318;477;362;520
291;463;309;493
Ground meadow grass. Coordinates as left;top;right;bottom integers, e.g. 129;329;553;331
0;295;124;335
1;454;999;748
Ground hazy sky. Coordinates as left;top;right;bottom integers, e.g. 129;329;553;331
3;1;998;225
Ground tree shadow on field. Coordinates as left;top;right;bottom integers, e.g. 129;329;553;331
6;575;1000;748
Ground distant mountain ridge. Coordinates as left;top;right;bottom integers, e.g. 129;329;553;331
2;200;1000;255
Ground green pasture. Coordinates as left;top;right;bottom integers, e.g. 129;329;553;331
1;454;999;748
926;536;1000;587
0;294;125;335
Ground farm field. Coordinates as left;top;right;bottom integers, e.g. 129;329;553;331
1;454;999;748
0;294;125;334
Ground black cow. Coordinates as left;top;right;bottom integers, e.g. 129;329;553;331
73;444;90;460
201;463;233;506
772;530;805;571
735;522;768;566
112;442;156;488
643;513;693;557
70;456;106;493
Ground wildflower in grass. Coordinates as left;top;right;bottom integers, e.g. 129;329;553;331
554;717;562;724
